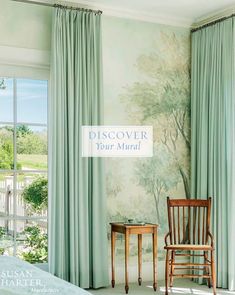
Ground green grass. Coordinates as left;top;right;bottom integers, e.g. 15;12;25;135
17;154;47;170
0;154;47;180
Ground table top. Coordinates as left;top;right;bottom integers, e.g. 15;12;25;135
110;222;158;228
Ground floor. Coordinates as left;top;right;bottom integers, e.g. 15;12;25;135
90;280;234;295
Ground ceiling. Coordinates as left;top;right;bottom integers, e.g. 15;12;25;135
40;0;235;26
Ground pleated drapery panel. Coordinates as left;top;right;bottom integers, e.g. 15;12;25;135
191;17;235;290
49;7;109;289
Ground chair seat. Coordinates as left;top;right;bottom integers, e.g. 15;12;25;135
164;244;213;250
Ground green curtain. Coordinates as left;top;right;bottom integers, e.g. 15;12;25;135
191;17;235;290
48;7;109;289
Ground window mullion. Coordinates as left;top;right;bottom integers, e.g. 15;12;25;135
13;78;17;256
0;121;47;127
0;170;47;173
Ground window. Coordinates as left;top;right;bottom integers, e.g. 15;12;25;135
0;77;48;263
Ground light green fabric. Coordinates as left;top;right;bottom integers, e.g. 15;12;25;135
49;7;109;289
191;17;235;290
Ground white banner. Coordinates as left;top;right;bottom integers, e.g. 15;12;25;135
82;126;153;157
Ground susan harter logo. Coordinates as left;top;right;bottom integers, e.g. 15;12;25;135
0;270;43;287
82;126;153;157
0;270;59;293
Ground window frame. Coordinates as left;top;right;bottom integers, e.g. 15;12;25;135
0;75;48;258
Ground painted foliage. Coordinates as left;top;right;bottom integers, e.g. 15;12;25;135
103;16;190;262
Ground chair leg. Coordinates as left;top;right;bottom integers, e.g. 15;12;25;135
170;250;175;287
211;250;216;295
204;251;211;288
165;250;169;295
191;250;194;281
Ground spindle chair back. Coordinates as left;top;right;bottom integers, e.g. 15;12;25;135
164;197;216;295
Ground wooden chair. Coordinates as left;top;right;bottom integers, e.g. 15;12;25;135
164;197;216;295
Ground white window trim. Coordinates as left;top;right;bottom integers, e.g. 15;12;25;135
0;45;50;79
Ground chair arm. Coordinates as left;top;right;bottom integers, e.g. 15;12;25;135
164;232;171;246
207;231;214;248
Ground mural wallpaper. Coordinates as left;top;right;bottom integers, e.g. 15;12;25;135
102;16;190;265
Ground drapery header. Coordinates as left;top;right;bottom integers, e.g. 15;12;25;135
11;0;102;15
53;4;102;15
191;13;235;33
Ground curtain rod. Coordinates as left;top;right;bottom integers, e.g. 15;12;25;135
191;13;235;33
11;0;102;14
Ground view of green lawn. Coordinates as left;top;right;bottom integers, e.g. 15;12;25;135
18;154;47;170
0;124;47;170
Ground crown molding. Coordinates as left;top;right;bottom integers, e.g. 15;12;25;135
102;7;192;28
67;0;192;27
24;0;192;27
192;5;235;28
12;0;235;29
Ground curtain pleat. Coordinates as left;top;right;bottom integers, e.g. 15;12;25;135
48;8;109;289
191;17;235;290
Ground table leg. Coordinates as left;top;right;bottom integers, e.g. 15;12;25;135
138;234;142;286
125;229;129;294
111;230;116;288
152;230;157;291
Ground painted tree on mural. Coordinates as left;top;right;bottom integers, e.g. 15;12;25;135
122;32;190;200
106;159;127;224
135;146;180;224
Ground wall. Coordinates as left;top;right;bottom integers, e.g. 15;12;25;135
0;0;51;78
102;16;190;281
0;0;51;51
0;0;190;282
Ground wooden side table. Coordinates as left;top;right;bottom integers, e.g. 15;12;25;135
110;222;158;294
